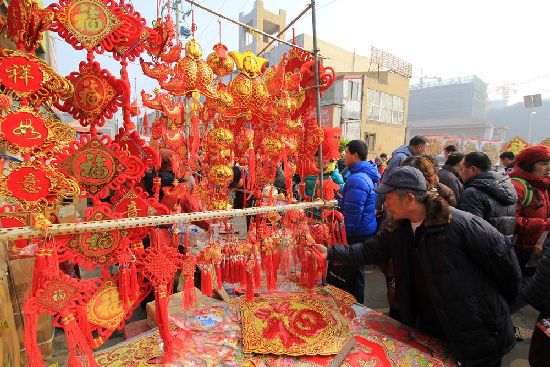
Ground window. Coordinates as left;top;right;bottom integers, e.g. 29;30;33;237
345;80;361;101
364;133;376;152
366;88;405;124
245;31;253;46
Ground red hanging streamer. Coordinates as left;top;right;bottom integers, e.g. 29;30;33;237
154;285;174;364
62;313;99;367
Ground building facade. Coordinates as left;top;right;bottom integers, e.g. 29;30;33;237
407;76;507;141
238;1;410;158
239;0;286;54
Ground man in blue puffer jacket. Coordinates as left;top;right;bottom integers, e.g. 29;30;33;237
341;141;381;242
327;140;380;303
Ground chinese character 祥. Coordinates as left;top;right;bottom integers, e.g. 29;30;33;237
6;64;33;87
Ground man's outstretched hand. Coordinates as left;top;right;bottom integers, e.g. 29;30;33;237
312;243;327;260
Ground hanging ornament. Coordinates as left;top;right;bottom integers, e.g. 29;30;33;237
207;164;234;186
206;127;234;152
110;186;169;241
57;204;129;270
7;0;54;53
111;0;149;61
0;106;76;157
0;49;73;107
207;43;234;77
160;38;217;98
114;128;160;169
136;235;182;364
23;270;102;367
226;50;269;120
0;161;80;212
53;134;146;199
55;60;125;128
49;0;125;53
160;43;183;63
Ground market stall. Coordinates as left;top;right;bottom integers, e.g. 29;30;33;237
0;0;455;365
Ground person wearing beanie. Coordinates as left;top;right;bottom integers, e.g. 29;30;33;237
509;144;550;276
313;166;521;367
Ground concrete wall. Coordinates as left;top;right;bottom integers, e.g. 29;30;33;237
239;0;286;54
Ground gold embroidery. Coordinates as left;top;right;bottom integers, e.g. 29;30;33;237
12;119;42;139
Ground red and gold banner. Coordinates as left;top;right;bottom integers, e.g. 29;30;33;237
240;294;351;356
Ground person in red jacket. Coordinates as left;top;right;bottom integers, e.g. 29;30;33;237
509;144;550;276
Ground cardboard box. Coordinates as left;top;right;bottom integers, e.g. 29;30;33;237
124;319;151;340
8;257;55;363
145;288;216;329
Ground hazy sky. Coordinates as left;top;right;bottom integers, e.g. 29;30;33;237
44;0;550;104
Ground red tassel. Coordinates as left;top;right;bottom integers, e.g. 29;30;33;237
77;304;93;346
154;286;174;364
130;261;139;300
215;263;223;290
31;247;47;297
201;268;213;297
272;250;279;286
245;261;255;301
63;313;99;367
183;230;189;253
340;224;348;245
23;307;43;367
119;267;130;308
153;176;161;202
247;149;256;191
254;255;262;289
182;275;196;311
240;259;247;288
264;252;276;291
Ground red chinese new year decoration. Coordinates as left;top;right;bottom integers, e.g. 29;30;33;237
53;134;146;198
0;161;80;211
0;49;73;106
0;107;76;156
49;0;124;52
55;60;125;128
240;294;351;356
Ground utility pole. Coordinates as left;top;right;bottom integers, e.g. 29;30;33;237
311;0;323;200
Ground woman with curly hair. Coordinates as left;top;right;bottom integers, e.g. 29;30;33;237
401;155;456;206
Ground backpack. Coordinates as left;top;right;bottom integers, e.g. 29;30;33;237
511;177;534;207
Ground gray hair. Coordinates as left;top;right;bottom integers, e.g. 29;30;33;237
395;188;427;202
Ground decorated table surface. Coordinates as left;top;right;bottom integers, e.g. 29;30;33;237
94;286;456;367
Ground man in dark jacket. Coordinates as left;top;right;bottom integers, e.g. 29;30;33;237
385;135;428;177
328;140;380;303
500;151;515;175
438;152;464;202
315;166;522;366
457;152;518;239
521;235;550;366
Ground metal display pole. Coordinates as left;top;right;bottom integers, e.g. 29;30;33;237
311;0;324;200
182;0;313;55
258;3;313;55
0;200;337;242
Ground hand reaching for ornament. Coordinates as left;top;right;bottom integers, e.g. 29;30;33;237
313;244;328;260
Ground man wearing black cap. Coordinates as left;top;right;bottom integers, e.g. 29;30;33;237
314;166;522;367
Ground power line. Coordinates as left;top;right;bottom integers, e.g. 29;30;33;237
205;0;251;46
197;0;230;40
